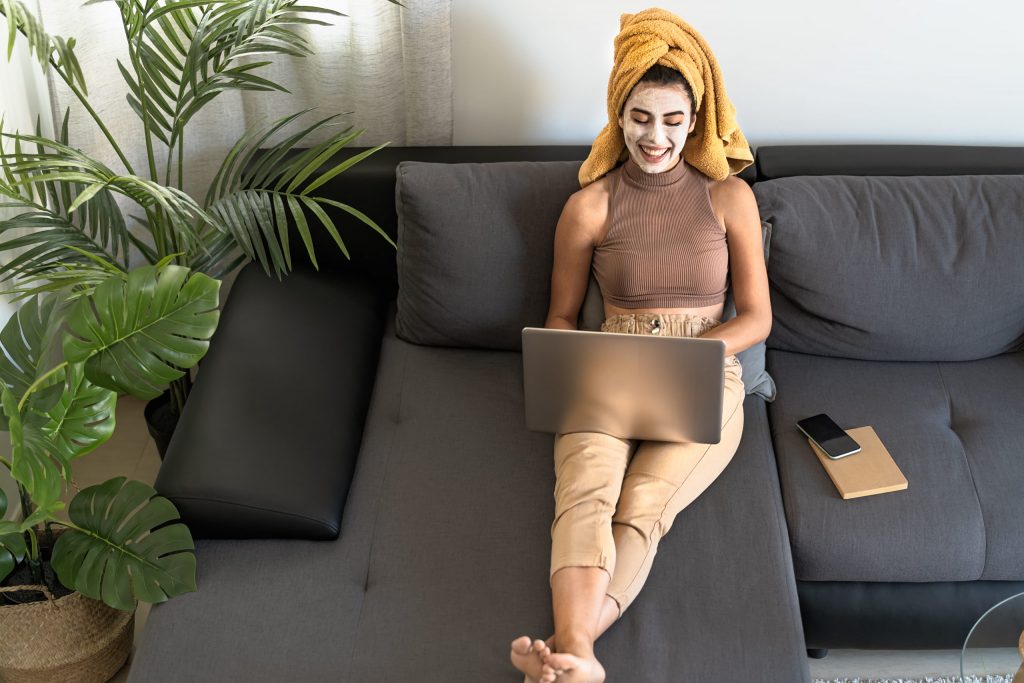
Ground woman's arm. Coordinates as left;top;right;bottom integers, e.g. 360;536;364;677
545;189;604;330
700;177;772;356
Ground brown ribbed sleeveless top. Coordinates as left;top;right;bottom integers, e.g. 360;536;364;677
592;156;728;308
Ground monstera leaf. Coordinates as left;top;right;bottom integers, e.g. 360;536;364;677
1;385;62;520
36;363;116;464
62;263;220;399
0;489;27;583
0;293;69;430
51;477;196;611
0;360;115;519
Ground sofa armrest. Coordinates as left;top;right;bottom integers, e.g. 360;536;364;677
154;263;388;540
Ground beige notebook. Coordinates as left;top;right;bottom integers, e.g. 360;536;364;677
807;425;908;500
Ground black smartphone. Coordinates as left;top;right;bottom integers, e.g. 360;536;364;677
796;413;861;459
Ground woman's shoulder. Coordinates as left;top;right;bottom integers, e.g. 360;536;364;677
707;173;753;205
707;174;754;231
560;170;615;244
568;170;613;218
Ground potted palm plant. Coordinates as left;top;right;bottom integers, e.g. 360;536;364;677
1;0;399;678
0;0;400;457
0;260;216;681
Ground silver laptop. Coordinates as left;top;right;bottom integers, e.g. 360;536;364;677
521;327;726;443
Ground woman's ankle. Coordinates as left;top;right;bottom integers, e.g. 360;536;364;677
555;632;595;657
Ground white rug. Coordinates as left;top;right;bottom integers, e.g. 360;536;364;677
813;676;1015;683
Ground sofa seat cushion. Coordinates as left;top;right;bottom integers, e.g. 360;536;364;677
766;349;1024;582
130;319;810;683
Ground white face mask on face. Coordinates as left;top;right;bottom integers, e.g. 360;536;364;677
617;82;696;174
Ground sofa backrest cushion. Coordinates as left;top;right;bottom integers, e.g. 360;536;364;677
395;160;580;350
755;174;1024;361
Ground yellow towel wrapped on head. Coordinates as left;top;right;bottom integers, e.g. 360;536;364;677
579;8;753;188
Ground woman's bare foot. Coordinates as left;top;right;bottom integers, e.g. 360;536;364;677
511;636;558;683
542;647;606;683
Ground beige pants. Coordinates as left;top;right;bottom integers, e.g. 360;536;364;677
549;313;746;618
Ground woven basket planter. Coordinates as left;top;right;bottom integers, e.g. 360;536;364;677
0;528;136;682
0;587;134;683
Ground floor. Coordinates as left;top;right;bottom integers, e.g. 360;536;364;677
32;395;1015;682
61;395;161;683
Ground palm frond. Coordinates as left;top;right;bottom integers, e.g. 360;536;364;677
1;130;211;249
110;1;346;147
0;116;132;281
197;107;394;279
1;0;88;93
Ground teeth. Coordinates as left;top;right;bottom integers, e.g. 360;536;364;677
641;145;667;158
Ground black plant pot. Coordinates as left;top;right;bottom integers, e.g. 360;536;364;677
144;389;180;461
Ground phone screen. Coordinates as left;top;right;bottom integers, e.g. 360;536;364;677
797;413;861;459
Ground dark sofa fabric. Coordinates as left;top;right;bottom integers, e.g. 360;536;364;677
756;174;1024;361
154;265;387;539
394;159;581;351
131;316;810;682
755;144;1024;650
767;349;1024;582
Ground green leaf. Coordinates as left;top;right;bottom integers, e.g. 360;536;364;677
284;134;360;195
316;197;396;250
0;293;68;404
62;264;220;400
51;477;197;610
299;141;389;197
38;363;117;463
300;195;348;260
0;489;26;581
286;193;316;270
2;385;63;517
1;0;59;75
66;181;109;214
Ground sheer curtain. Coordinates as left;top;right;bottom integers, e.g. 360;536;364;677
0;6;53;327
34;0;454;201
10;0;452;298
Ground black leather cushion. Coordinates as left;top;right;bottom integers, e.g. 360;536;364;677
798;579;1024;649
155;263;387;539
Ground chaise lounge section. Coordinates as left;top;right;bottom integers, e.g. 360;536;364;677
131;146;810;682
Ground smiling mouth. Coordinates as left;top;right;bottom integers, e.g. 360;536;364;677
639;145;669;161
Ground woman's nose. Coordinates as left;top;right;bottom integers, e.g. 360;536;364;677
646;122;671;145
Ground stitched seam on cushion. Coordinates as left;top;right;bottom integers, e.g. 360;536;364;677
613;396;745;598
343;338;408;681
936;361;987;580
168;496;339;535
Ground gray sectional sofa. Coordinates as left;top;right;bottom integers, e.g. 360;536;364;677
128;144;1024;681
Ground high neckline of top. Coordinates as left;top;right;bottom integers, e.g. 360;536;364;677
623;153;689;187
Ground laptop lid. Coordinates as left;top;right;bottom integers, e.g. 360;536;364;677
521;327;726;443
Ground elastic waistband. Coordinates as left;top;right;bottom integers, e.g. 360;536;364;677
600;313;722;339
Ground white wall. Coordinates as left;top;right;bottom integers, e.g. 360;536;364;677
452;0;1024;147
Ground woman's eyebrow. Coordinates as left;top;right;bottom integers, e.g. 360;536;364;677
630;107;687;117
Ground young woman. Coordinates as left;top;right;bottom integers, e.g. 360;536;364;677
509;59;771;683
